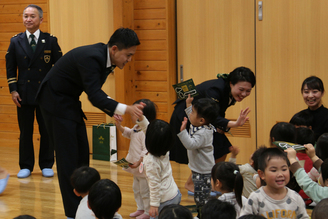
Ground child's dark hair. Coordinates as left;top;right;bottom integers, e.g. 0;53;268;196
13;215;36;219
134;99;157;122
70;166;101;194
145;120;175;157
239;215;266;219
228;66;256;87
270;122;296;144
258;148;290;172
107;27;140;50
158;204;193;219
211;162;244;208
311;198;328;219
192;98;219;124
301;76;324;93
295;127;315;146
88;179;122;219
289;110;314;128
201;198;236;219
252;145;268;171
321;158;328;184
316;133;328;161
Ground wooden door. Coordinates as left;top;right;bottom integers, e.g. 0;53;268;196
177;0;256;163
256;0;328;146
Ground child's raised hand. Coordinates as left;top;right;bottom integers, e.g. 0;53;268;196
180;117;188;132
186;94;194;108
114;114;123;125
284;147;298;165
229;146;240;158
304;144;316;159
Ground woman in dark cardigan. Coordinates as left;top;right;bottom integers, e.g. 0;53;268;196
169;66;256;193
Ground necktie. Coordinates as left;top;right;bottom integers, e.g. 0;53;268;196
30;34;36;52
106;65;116;75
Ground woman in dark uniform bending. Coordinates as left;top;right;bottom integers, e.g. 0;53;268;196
169;66;256;193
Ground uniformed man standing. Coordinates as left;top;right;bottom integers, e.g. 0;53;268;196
6;4;62;178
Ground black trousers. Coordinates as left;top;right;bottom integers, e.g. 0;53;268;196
40;108;89;217
17;104;53;171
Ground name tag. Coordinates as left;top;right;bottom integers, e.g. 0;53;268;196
44;50;51;54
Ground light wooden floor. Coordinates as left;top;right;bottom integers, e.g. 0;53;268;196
0;146;196;218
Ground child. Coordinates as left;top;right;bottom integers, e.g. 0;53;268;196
177;96;219;215
270;122;296;144
114;99;156;219
211;162;247;218
294;127;316;205
289;110;313;129
158;204;193;219
229;145;267;198
88;179;122;219
240;148;309;219
285;144;328;204
70;166;122;219
201;198;236;219
143;119;181;219
71;166;101;219
311;198;328;219
268;122;301;193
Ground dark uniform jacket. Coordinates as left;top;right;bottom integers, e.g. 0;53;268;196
36;43;118;124
6;31;62;105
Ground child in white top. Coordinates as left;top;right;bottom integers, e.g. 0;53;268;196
114;99;156;219
240;148;309;219
211;161;247;218
138;118;181;219
71;166;123;219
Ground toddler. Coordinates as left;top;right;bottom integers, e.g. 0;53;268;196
177;96;219;216
114;99;156;219
140;119;181;219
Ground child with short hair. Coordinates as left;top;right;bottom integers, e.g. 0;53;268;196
240;148;309;218
142;119;181;219
211;162;247;218
70;166;122;219
311;198;328;219
71;166;101;219
270;122;296;144
177;96;219;216
88;179;122;219
201;198;236;219
229;145;267;198
285;144;328;204
114;99;156;219
158;204;193;219
289;110;313;129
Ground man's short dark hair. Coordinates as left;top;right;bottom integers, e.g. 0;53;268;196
70;166;100;194
88;179;122;219
107;28;140;50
